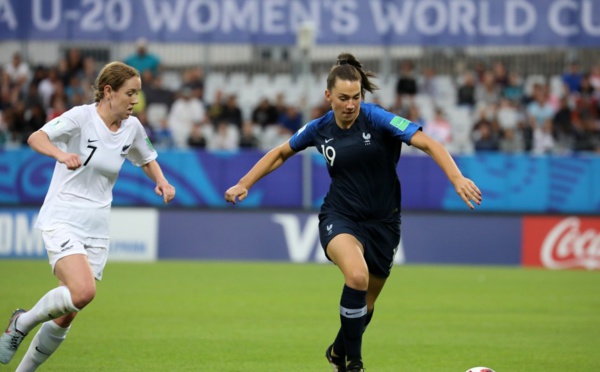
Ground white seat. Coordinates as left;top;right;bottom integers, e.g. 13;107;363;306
146;103;169;128
524;74;547;96
161;70;183;92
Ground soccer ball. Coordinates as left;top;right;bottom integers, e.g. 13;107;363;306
466;367;495;372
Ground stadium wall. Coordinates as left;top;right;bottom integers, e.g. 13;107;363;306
1;149;599;214
1;208;598;270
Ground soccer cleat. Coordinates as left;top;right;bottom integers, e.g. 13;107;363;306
325;344;346;372
0;308;28;364
346;359;365;372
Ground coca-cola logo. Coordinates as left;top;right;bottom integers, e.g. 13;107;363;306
541;217;600;270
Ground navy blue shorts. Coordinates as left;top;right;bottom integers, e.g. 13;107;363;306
318;211;401;279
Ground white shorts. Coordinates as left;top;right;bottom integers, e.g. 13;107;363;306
43;228;109;281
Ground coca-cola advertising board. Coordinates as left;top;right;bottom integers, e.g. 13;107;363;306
523;216;600;270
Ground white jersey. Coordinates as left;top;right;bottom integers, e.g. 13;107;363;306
35;103;157;238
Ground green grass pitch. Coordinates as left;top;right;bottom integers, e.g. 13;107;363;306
1;260;599;371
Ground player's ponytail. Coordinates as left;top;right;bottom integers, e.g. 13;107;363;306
327;52;378;98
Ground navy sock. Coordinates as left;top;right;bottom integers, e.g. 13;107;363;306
333;307;374;358
339;284;367;363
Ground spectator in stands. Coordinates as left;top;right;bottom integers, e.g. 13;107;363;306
561;60;582;94
187;123;208;148
65;75;86;108
220;94;243;129
273;92;288;117
23;81;43;111
5;101;27;144
65;48;84;80
497;98;520;133
251;97;278;128
276;105;302;138
457;71;477;109
578;73;596;98
80;57;98;103
527;83;555;153
46;94;67;122
153;118;176;149
4;52;30;96
0;117;8;146
395;60;417;100
208;119;238;151
124;38;161;77
142;70;174;109
0;71;16;110
23;102;46;142
552;96;575;153
492;61;509;88
424;107;452;147
182;67;205;101
206;89;225;124
133;110;153;142
502;72;525;104
167;87;206;148
472;117;500;152
239;120;259;149
476;70;501;108
589;64;600;95
38;68;61;109
573;116;600;152
499;125;525;154
389;94;408;118
419;67;439;99
406;104;425;128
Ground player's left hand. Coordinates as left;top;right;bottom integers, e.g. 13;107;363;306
453;176;482;210
155;182;176;204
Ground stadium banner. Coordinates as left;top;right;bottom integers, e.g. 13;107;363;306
0;208;158;262
0;0;599;46
522;215;600;270
1;148;599;214
158;210;522;266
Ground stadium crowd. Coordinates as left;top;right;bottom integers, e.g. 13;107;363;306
1;45;599;154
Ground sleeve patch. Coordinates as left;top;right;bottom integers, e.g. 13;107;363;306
390;116;410;131
47;118;65;131
145;137;155;151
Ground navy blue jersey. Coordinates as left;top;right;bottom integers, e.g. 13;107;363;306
290;102;421;220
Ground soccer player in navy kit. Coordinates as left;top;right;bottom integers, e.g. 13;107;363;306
225;53;482;371
0;61;175;371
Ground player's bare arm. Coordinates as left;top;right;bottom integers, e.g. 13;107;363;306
410;130;482;209
142;160;176;204
27;130;82;170
225;141;296;204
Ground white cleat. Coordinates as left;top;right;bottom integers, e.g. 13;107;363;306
0;309;28;364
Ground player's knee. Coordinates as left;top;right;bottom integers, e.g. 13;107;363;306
70;284;96;309
345;270;369;291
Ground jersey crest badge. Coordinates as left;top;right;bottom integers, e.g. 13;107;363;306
363;132;371;145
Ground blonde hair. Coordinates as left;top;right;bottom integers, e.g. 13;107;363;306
93;61;139;102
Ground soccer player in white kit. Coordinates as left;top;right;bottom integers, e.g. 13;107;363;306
0;61;176;371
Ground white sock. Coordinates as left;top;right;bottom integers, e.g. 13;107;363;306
17;287;79;334
15;321;70;372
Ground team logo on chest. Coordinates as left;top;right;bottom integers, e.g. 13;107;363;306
121;144;132;157
362;132;371;145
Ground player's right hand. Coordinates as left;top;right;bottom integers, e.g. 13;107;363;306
58;153;82;170
224;184;248;205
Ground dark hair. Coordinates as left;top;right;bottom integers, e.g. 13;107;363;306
327;53;378;98
93;61;139;102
